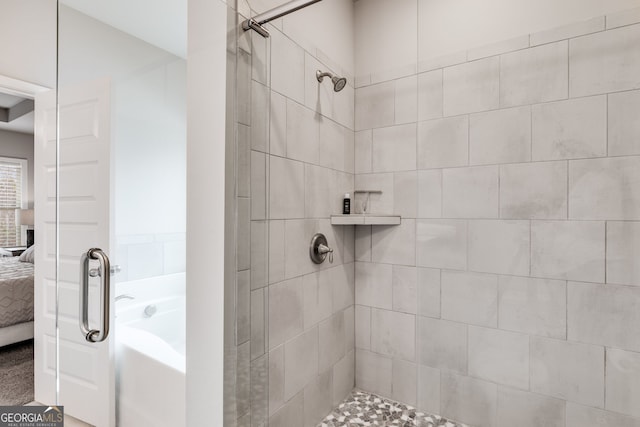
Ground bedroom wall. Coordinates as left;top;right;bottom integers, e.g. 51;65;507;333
59;6;186;281
0;0;56;88
0;129;34;208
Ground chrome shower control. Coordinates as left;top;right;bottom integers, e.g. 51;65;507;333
310;233;334;264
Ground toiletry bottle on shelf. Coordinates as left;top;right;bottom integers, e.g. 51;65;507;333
343;193;351;215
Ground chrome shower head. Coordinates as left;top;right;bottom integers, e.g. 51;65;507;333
332;75;347;92
316;70;347;92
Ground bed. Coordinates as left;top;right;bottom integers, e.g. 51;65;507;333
0;256;34;347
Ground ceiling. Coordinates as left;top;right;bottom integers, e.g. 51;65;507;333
0;110;33;135
0;93;27;109
0;93;33;135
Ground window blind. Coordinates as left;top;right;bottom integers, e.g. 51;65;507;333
0;161;22;247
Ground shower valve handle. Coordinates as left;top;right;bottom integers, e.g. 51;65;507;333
310;233;334;264
318;244;334;263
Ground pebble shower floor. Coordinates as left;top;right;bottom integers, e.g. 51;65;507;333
318;390;469;427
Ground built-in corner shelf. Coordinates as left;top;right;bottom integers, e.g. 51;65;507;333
330;214;401;226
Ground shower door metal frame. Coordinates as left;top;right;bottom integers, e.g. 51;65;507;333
242;0;323;37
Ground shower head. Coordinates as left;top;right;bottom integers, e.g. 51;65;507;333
316;70;347;92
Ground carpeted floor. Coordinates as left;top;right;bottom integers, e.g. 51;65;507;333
0;339;34;405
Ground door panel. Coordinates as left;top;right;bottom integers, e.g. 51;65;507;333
35;78;114;426
34;88;57;407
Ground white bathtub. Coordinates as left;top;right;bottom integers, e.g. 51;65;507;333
115;273;185;427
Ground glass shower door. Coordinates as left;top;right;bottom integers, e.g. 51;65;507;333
51;1;187;425
229;1;357;425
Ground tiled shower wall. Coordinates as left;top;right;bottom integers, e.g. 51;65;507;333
354;10;640;427
234;3;356;425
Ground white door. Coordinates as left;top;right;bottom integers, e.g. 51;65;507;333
34;77;114;426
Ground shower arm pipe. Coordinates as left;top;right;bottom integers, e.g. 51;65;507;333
242;0;323;37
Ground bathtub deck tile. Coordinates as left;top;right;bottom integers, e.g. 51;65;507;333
318;390;469;427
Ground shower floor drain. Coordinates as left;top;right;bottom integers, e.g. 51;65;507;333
318;390;469;427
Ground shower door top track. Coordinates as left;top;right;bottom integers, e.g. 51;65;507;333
242;0;322;37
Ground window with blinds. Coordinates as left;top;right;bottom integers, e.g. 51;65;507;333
0;159;24;247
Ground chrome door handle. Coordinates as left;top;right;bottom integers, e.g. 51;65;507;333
88;264;121;278
80;248;111;343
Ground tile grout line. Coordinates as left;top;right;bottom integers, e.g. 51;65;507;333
566;160;570;220
604;221;607;285
529;221;532;277
565;280;569;343
606;93;609;156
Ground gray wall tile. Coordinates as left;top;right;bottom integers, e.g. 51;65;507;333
392;359;417;406
355;305;371;350
497;387;565;427
531;220;605;282
302;271;332;330
417;220;467;270
468;220;530;276
441;270;498;328
286;100;320;164
355;262;392;309
269;155;305;219
395;75;418;125
333;351;355;406
570;24;640;97
568;282;640;352
530;16;604;46
284;327;319;400
269;345;285;416
444;56;500;116
392;265;418;314
606;348;640;418
319;313;347;371
418;69;443;121
371;220;417;266
469;106;531;165
441;373;497;427
417;365;441;415
303;371;333;427
468;327;529;390
417;317;467;373
443;166;499;218
355;349;392;397
417;170;442;218
270;91;287;157
530;336;604;407
498;275;567;339
269;277;304;350
532;96;606;161
354;130;372;174
269;391;304;427
500;41;568;107
566;403;640;427
609;89;640;156
500;161;568;220
569;156;640;220
372;124;417;172
394;171;418;218
270;29;305;104
371;308;416;361
607;221;640;286
355;81;395;131
417;267;441;318
418;116;469;169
